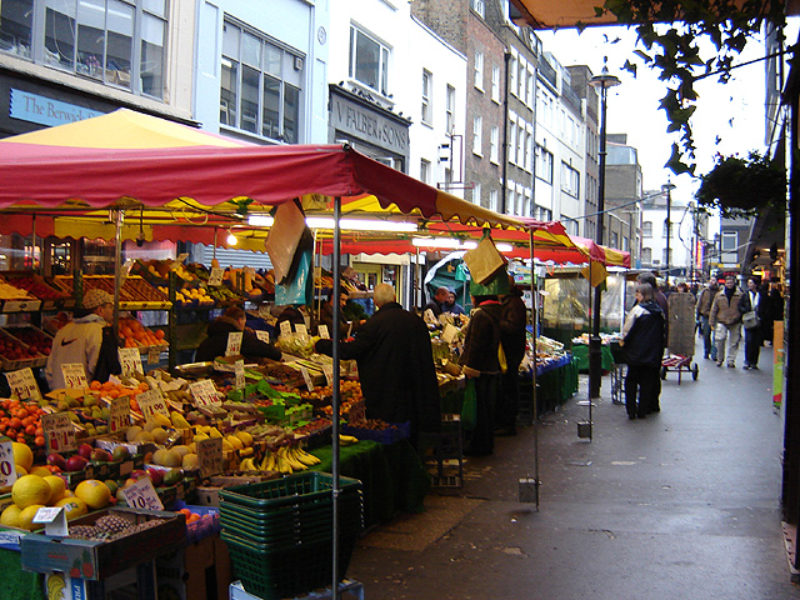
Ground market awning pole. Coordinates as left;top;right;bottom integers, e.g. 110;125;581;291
213;227;217;260
331;196;341;600
415;248;421;309
32;214;38;274
313;229;322;323
112;209;124;340
530;230;540;509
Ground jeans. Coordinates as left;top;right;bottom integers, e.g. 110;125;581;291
700;315;717;359
715;322;742;365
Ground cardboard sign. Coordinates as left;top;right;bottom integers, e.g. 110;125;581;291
208;267;224;287
255;330;270;344
441;323;459;344
295;323;308;337
121;259;135;281
61;363;87;390
300;367;314;391
279;320;292;338
235;360;245;390
189;379;221;406
197;438;223;478
136;389;170;420
34;506;67;537
225;331;243;357
0;440;18;488
5;368;41;401
322;364;334;387
109;396;131;434
118;347;144;377
122;477;164;511
318;324;330;340
41;412;76;453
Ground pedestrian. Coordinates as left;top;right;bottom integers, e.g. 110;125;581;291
636;271;668;409
695;279;719;360
709;274;744;368
620;283;665;419
496;278;526;436
738;276;766;370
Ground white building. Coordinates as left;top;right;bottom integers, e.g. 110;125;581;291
640;188;697;279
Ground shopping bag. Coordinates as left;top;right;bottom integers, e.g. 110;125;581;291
461;379;478;432
463;235;506;284
275;247;312;305
742;310;761;329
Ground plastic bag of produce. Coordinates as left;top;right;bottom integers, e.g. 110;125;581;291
276;332;316;357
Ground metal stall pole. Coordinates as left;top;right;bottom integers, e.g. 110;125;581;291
32;214;38;274
213;227;218;261
112;209;124;340
331;196;342;599
519;229;540;508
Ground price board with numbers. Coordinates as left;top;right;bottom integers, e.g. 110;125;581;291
121;477;164;511
255;330;270;343
235;360;245;390
317;324;330;340
197;438;223;478
41;412;76;453
295;323;308;337
5;367;41;401
279;320;292;337
109;395;131;433
61;363;87;389
0;440;18;488
208;267;224;286
136;389;170;420
118;347;144;377
226;331;243;356
189;379;221;406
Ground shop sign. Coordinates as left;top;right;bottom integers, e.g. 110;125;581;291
5;367;41;401
41;412;76;453
10;88;104;128
330;92;409;154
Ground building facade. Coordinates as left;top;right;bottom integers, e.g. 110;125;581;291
566;65;599;239
605;134;642;260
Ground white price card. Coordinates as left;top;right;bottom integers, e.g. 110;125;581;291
0;440;18;489
322;364;334;387
5;367;41;401
189;379;221;406
136;389;170;420
255;330;270;344
441;323;459;344
279;320;292;338
197;437;224;478
295;323;308;337
235;360;245;390
208;267;224;287
300;366;315;391
317;324;330;340
118;347;144;377
226;331;243;357
121;477;164;511
61;363;87;390
109;396;131;434
34;506;67;537
41;412;76;453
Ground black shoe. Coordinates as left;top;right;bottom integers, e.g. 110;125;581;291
716;361;723;367
751;365;759;370
628;414;636;420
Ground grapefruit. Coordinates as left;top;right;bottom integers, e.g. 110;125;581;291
29;466;51;478
12;443;33;471
17;504;45;530
43;475;67;504
75;480;111;509
12;475;52;508
0;504;21;528
54;497;88;520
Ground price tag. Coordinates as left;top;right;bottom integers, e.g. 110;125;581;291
61;363;87;390
109;396;131;434
197;438;223;478
295;323;308;337
136;389;170;420
189;379;221;406
34;506;68;537
121;477;164;511
226;331;243;357
235;360;245;390
41;412;76;453
300;367;314;391
322;364;334;387
279;320;292;337
5;368;41;401
147;346;161;364
255;330;270;344
318;324;330;340
0;440;18;488
442;323;459;344
208;267;224;287
118;347;144;377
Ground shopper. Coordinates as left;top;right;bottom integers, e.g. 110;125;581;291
695;279;719;360
424;286;449;318
45;289;121;390
443;290;466;316
738;276;766;370
709;275;744;368
196;305;281;362
315;284;441;447
317;290;350;339
496;279;526;436
620;283;665;419
636;270;668;411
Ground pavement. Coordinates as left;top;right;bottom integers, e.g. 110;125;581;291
347;340;800;599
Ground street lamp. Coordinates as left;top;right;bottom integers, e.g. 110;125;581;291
662;180;676;287
587;61;620;401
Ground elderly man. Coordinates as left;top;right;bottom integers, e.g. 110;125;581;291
424;286;449;318
315;283;441;446
710;274;743;368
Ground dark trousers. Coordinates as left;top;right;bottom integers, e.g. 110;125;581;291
625;364;660;417
465;374;500;456
497;358;522;429
743;325;762;367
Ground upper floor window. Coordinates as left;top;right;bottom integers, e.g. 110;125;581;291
561;162;579;198
489;126;499;163
642;221;653;238
491;65;500;103
349;25;389;96
489;189;499;212
509;55;517;97
471;0;485;17
421;69;432;125
1;0;166;99
641;247;652;263
473;50;483;90
221;20;303;143
610;231;619;249
420;158;430;184
535;145;553;184
445;84;455;133
721;231;738;251
472;115;482;156
472;182;481;205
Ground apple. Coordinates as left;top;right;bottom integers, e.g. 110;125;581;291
146;468;163;486
90;448;112;462
65;455;89;472
77;443;93;459
111;446;130;462
47;453;67;470
130;469;148;480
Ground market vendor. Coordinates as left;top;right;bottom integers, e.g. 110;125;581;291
317;290;354;339
45;288;121;390
424;286;449;317
196;306;281;362
315;283;441;447
443;289;466;316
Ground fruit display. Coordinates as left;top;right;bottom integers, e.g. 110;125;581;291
0;401;46;448
3;326;53;357
52;275;170;308
1;273;69;304
0;328;47;370
118;316;167;350
0;276;36;301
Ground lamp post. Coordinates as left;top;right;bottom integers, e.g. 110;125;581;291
662;180;676;287
587;62;620;400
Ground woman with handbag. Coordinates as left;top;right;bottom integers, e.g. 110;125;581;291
738;276;766;370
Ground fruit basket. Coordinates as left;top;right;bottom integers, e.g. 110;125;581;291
1;272;71;310
52;275;171;310
0;327;47;370
2;324;53;360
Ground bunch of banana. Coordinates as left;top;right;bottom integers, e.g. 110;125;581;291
339;434;359;446
46;573;66;600
238;456;259;471
260;445;321;474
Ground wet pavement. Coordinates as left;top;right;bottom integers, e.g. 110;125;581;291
348;341;800;599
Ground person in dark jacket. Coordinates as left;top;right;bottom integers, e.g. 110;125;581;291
424;287;449;318
738;276;767;370
443;290;466;316
496;281;526;435
317;290;350;339
621;283;665;419
196;306;281;362
460;294;503;455
635;271;668;411
315;284;441;447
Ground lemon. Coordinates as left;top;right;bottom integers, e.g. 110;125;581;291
0;504;21;528
17;504;45;531
74;480;111;510
12;443;33;472
12;475;52;509
43;476;67;504
54;497;88;520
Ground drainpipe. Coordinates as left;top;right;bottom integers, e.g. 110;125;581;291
501;52;511;214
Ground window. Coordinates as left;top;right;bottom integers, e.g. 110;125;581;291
472;116;482;155
525;131;533;172
491;66;500;102
643;221;653;238
349;25;389;96
663;221;672;238
472;182;481;205
662;248;672;265
509;55;517;97
610;232;619;249
420;159;430;184
516;125;524;165
445;84;455;133
642;247;652;263
421;69;432;124
474;50;483;90
508;121;517;164
721;231;738;251
0;0;33;58
526;70;534;106
489;126;499;163
489;189;499;212
561;162;579;198
535;145;553;183
471;0;485;17
221;20;304;143
517;58;525;98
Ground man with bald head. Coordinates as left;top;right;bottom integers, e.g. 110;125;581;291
316;283;441;446
424;286;449;317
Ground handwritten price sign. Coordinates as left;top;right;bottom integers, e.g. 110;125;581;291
136;389;170;420
317;324;330;340
225;332;243;357
208;267;224;287
61;364;87;390
0;441;18;488
279;320;292;338
109;396;131;433
322;364;334;387
41;412;76;453
235;360;245;390
118;347;144;377
255;330;270;344
197;438;223;478
5;368;41;401
189;379;221;407
300;367;315;392
121;477;164;511
295;323;308;337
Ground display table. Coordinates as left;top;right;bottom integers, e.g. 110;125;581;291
571;343;615;372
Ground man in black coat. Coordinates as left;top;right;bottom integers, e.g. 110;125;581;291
315;283;441;446
496;280;527;435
